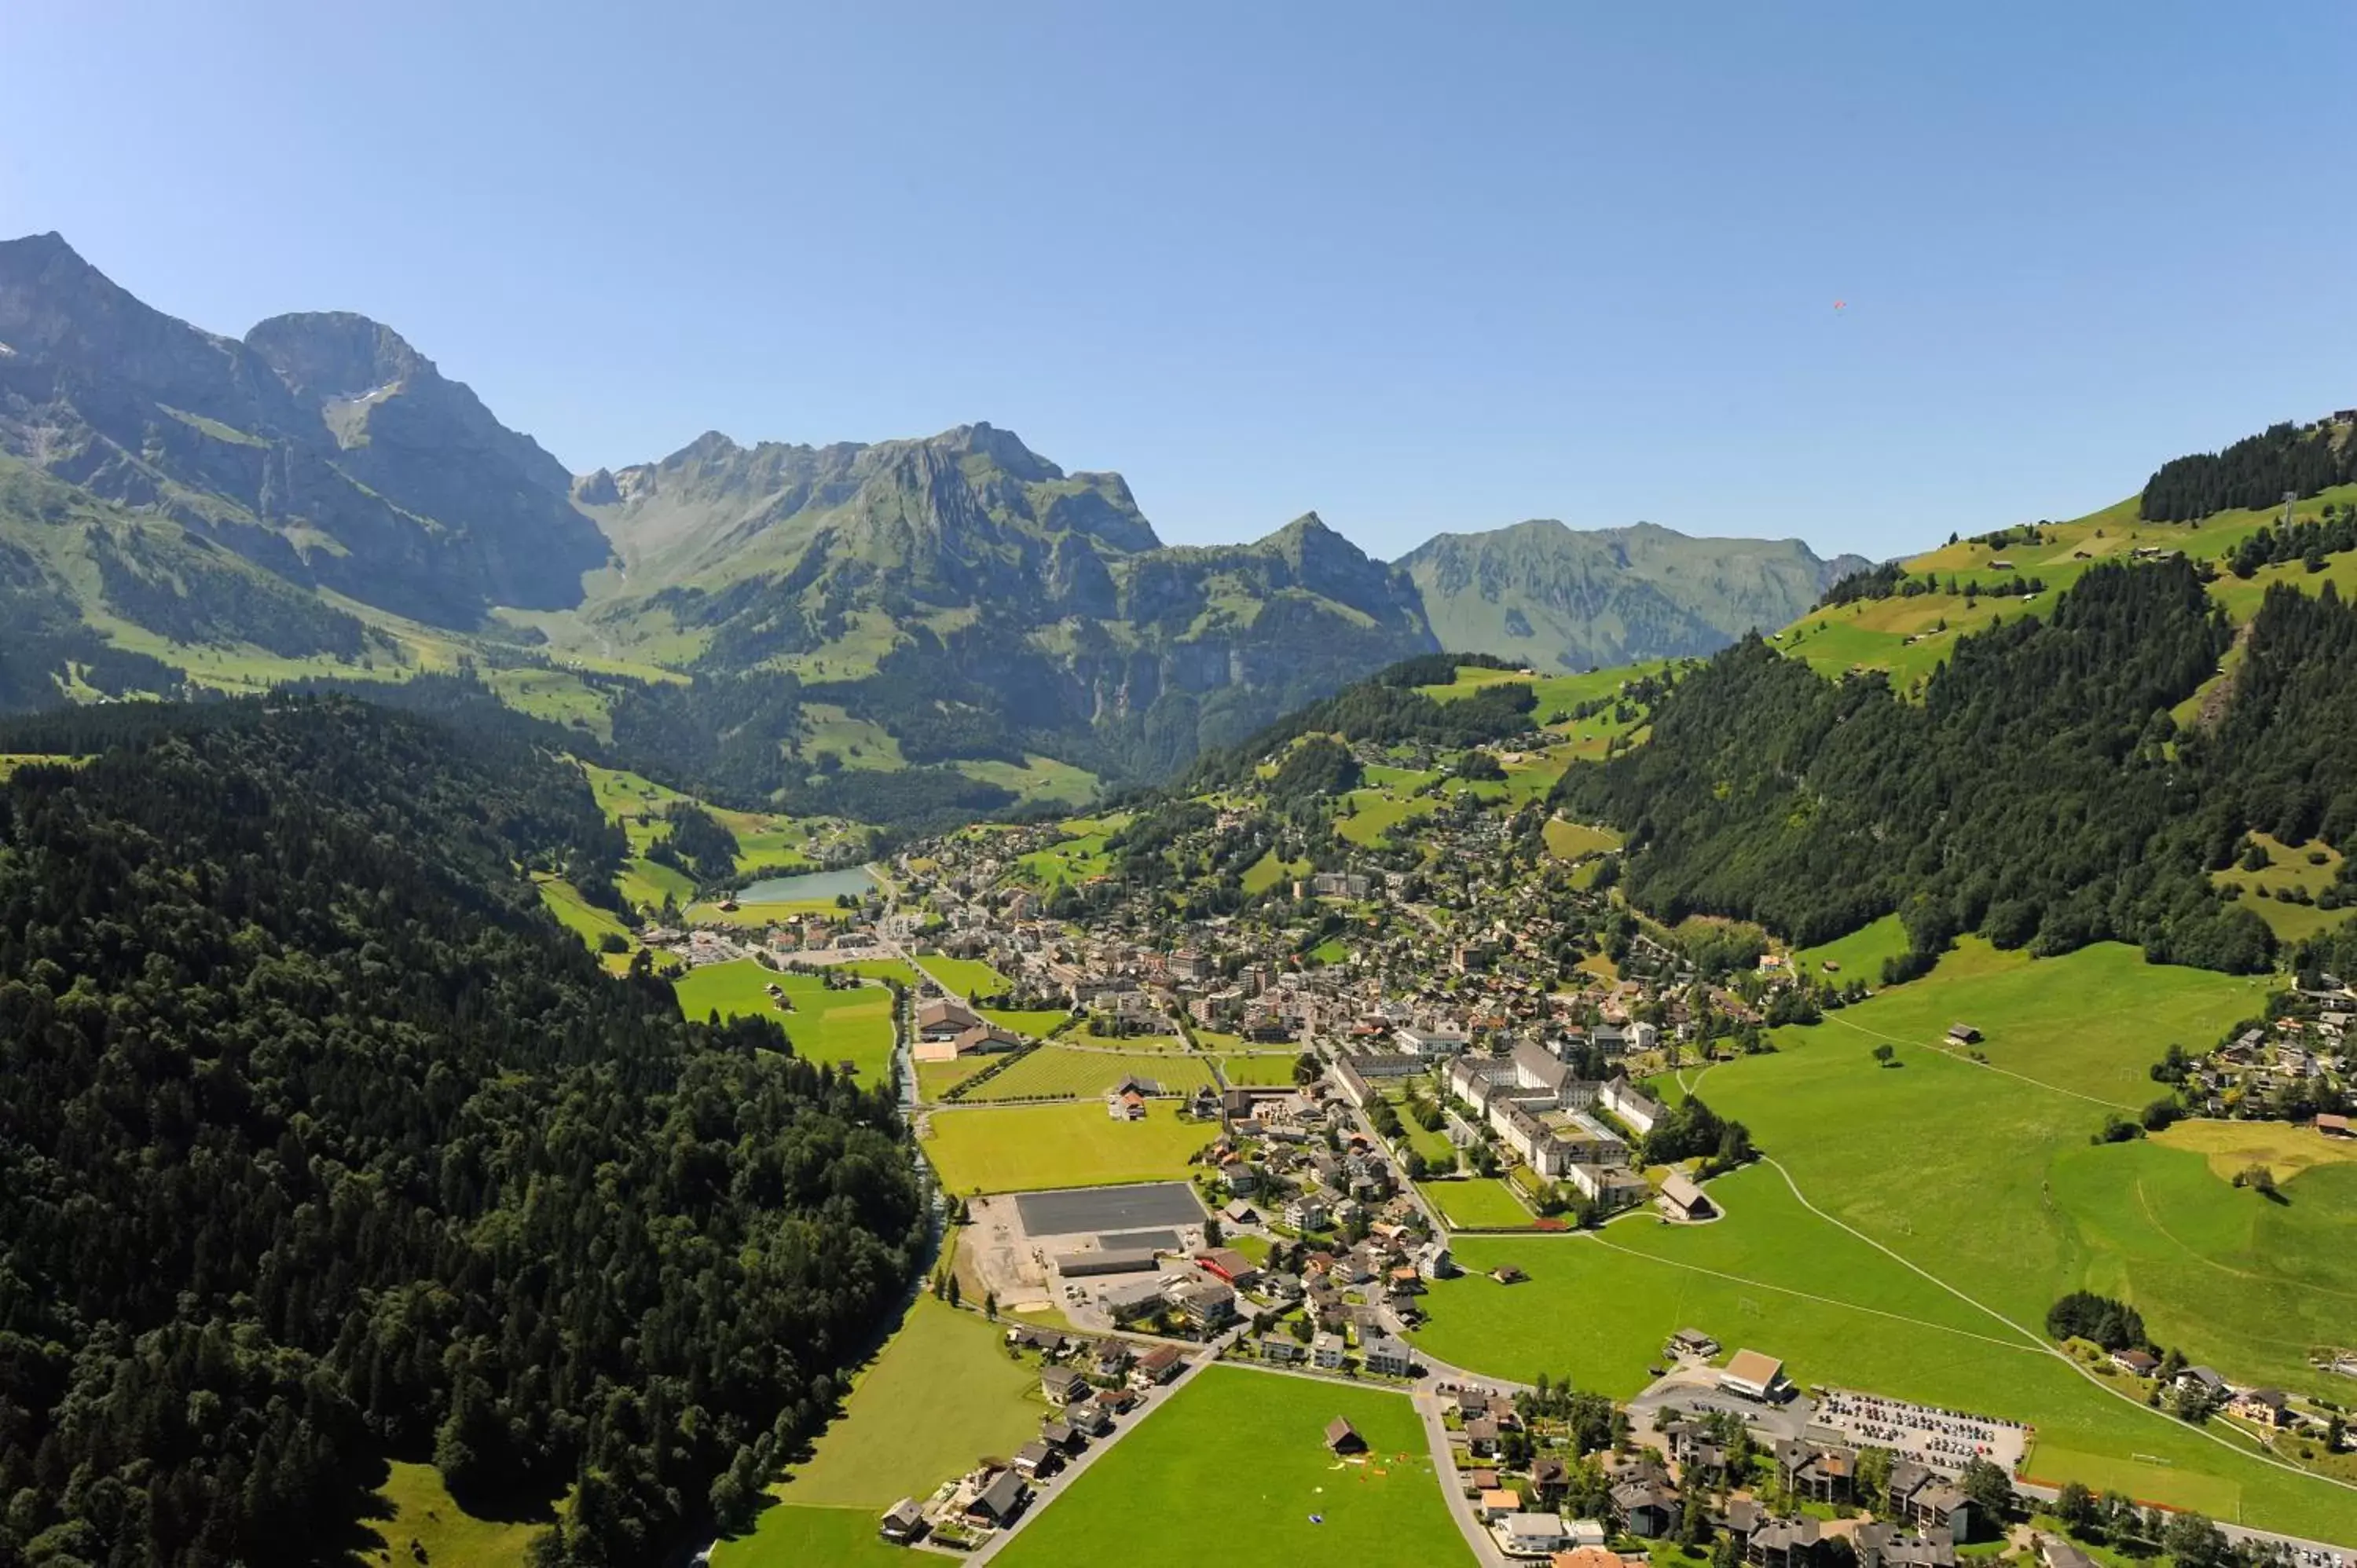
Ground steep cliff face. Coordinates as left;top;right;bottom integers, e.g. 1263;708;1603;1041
0;234;609;625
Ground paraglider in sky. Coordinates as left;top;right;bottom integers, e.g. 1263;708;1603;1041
1834;299;1846;312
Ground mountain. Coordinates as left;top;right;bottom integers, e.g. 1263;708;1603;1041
0;233;609;626
1399;518;1872;670
0;230;1888;821
574;423;1439;784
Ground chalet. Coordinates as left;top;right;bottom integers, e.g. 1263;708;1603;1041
1038;1417;1082;1453
2231;1387;2293;1427
1092;1339;1135;1378
1092;1384;1139;1417
963;1469;1028;1527
1529;1456;1571;1502
1219;1157;1260;1194
1040;1365;1089;1405
1010;1441;1060;1480
2173;1365;2228;1398
1286;1194;1332;1230
878;1498;928;1544
1479;1489;1523;1522
1106;1088;1146;1121
1065;1401;1113;1438
1133;1345;1183;1386
2110;1348;2159;1377
1659;1170;1714;1222
1464;1415;1501;1456
1325;1416;1366;1454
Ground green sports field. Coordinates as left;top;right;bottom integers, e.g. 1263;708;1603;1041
1214;1052;1306;1087
957;1046;1215;1103
996;1366;1468;1568
673;959;898;1081
1425;1177;1538;1229
922;1101;1215;1194
914;954;1011;997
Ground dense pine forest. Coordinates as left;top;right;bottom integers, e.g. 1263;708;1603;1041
0;701;924;1567
1556;561;2357;977
2139;416;2357;522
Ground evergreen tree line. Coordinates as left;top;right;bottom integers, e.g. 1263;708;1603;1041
0;699;925;1567
2139;417;2357;522
2223;501;2357;578
1555;560;2310;974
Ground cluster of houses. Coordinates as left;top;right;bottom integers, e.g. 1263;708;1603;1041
2110;1352;2348;1442
2168;1003;2354;1123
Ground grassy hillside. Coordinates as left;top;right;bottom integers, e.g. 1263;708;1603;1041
1779;483;2357;693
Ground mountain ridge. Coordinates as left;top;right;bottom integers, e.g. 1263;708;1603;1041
0;229;1901;817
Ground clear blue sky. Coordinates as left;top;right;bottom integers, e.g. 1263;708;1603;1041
4;2;2352;562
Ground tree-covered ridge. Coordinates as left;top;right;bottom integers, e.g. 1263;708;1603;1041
0;700;923;1567
2139;415;2357;523
1184;652;1541;792
1557;560;2283;973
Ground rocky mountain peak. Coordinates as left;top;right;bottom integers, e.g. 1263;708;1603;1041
244;312;431;403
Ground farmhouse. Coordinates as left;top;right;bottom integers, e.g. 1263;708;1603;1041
916;998;982;1041
878;1498;927;1544
1325;1416;1366;1454
910;1020;1019;1063
1718;1349;1791;1402
1658;1170;1714;1221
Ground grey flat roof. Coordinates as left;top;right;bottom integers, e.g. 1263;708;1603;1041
1016;1182;1205;1237
1096;1228;1182;1252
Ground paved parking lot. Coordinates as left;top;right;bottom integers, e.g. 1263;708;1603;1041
1014;1181;1204;1237
1813;1388;2029;1475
